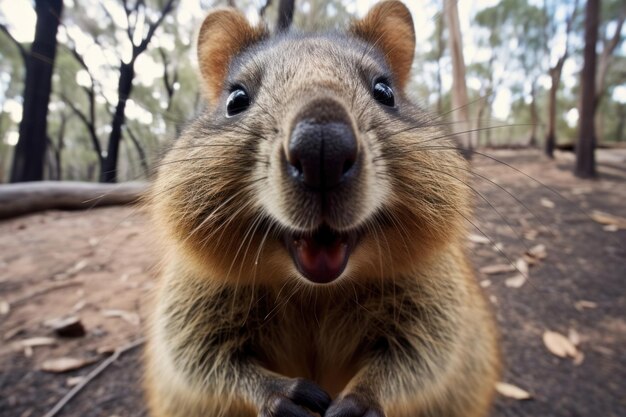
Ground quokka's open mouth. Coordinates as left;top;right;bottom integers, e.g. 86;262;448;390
284;224;358;284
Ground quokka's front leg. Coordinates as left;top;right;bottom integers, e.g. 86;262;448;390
326;329;498;417
326;354;486;417
146;277;331;417
146;347;330;417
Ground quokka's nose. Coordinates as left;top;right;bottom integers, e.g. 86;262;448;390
287;100;358;190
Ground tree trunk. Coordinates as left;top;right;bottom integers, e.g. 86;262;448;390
545;70;559;158
10;0;63;182
101;61;135;183
529;82;538;147
444;0;471;158
544;1;578;158
575;0;599;179
276;0;295;32
435;17;445;115
616;104;625;142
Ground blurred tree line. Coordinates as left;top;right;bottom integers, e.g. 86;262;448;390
0;0;624;183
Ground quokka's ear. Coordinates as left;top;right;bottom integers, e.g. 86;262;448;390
350;1;415;90
197;8;267;105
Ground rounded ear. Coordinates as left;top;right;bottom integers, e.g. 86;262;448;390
197;8;267;105
350;1;415;90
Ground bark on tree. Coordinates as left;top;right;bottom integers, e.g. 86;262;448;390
575;0;600;178
544;0;578;158
434;16;445;115
10;0;63;182
101;61;135;182
616;104;626;142
276;0;295;32
444;0;471;158
528;81;539;147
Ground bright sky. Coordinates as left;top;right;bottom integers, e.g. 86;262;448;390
1;0;622;131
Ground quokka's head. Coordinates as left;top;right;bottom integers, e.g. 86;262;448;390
152;1;470;285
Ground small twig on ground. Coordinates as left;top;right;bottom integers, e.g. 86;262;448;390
42;338;145;417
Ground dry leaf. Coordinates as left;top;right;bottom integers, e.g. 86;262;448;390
66;376;86;387
505;274;526;288
72;300;87;312
19;337;57;348
591;211;626;229
41;357;98;373
515;258;529;276
55;260;89;280
524;229;538;240
97;345;117;355
603;224;619;232
0;300;10;315
568;329;581;346
24;346;33;358
495;382;532;400
479;264;516;275
574;300;597;311
526;244;547;260
573;351;585;366
540;198;555;208
489;295;498;304
523;254;539;266
468;234;490;244
102;309;140;326
480;280;492;288
543;330;578;358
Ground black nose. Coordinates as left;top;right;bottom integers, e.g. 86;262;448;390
287;120;358;190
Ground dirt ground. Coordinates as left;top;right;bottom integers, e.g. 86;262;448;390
1;149;625;417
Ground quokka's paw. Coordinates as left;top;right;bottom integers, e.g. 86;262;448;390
259;378;331;417
325;393;384;417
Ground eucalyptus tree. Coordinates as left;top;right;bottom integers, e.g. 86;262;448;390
576;0;600;178
6;0;64;182
444;0;471;156
594;0;625;142
544;0;579;158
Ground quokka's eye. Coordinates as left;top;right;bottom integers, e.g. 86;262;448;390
372;80;395;107
226;87;250;117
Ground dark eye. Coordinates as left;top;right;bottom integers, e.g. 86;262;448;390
372;80;395;107
226;87;250;117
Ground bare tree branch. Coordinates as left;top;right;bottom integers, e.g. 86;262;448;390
260;0;272;17
596;7;625;104
125;125;149;177
276;0;295;32
135;0;176;56
60;92;103;163
158;47;178;111
0;23;27;62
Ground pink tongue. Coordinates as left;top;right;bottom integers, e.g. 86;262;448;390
295;236;348;283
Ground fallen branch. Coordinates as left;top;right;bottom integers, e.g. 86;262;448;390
0;181;148;219
43;338;145;417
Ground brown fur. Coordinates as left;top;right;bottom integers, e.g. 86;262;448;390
197;8;268;104
145;2;500;417
350;1;415;90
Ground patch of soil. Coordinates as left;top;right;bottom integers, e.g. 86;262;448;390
0;149;624;417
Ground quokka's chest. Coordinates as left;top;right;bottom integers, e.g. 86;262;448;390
246;300;371;396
